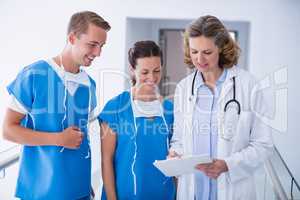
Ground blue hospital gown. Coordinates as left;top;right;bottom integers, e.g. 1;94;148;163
98;91;175;200
7;60;97;200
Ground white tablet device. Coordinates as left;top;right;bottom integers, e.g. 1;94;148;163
153;155;212;177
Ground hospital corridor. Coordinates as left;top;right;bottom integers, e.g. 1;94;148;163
0;0;300;199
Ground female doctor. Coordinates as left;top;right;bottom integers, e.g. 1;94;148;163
169;15;273;200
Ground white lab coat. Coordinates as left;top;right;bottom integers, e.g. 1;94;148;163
170;66;274;200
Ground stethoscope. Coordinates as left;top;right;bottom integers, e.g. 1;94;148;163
190;70;241;115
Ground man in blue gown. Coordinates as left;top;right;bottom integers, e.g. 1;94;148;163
2;11;110;200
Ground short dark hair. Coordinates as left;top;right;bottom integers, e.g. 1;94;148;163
67;11;111;37
128;40;163;85
184;15;240;68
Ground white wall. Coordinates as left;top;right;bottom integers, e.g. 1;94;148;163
0;0;299;198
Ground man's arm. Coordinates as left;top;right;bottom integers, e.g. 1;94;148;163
2;108;83;149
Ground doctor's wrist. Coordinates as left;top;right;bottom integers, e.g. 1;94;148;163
220;159;229;172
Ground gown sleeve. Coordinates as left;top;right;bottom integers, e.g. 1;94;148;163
163;100;174;141
7;66;35;113
88;78;98;122
98;96;120;135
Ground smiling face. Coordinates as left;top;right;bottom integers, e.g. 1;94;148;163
189;36;220;73
133;56;162;93
69;23;107;67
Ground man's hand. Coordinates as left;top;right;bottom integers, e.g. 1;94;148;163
57;126;83;149
196;159;228;179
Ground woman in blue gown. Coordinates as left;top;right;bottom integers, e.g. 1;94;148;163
99;41;175;200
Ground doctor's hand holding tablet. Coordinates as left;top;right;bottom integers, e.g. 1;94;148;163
195;159;228;179
155;151;228;179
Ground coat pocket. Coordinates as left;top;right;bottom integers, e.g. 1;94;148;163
221;111;252;141
221;109;240;141
235;111;252;142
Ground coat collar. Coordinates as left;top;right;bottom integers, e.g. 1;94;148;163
190;66;237;96
218;66;238;106
225;66;238;81
194;68;228;89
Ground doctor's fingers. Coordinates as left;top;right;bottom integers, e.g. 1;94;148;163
167;151;181;159
204;166;222;177
206;172;220;179
195;163;212;171
205;166;222;174
206;162;226;172
206;168;224;179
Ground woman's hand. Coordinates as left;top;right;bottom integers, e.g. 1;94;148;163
167;151;181;159
195;159;228;179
